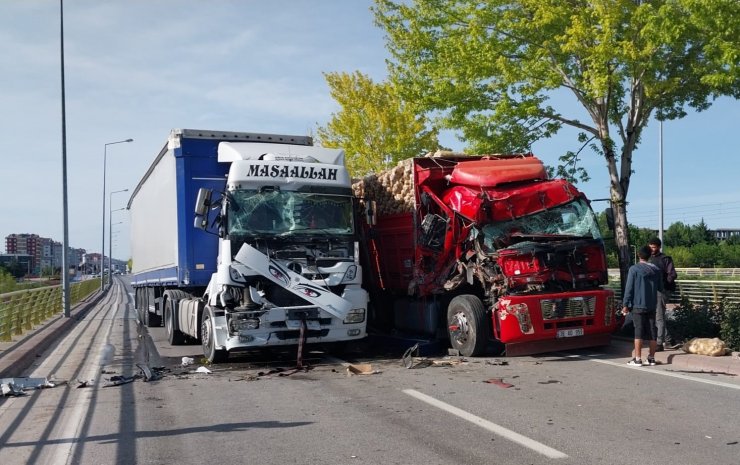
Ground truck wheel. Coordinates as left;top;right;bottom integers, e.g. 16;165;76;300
165;299;186;345
201;307;227;363
447;295;488;357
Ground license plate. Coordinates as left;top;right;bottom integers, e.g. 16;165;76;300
557;328;584;338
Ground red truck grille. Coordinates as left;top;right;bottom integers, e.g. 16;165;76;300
540;296;595;320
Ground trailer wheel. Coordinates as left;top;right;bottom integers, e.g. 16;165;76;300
201;307;227;363
165;299;186;345
447;295;488;357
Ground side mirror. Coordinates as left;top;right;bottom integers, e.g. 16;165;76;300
194;188;213;230
365;200;377;226
194;188;213;216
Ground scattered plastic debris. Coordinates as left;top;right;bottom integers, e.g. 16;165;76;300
196;366;212;374
347;363;381;376
484;378;514;388
538;380;562;384
181;357;195;366
486;359;509;366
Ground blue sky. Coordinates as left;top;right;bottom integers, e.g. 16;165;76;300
1;1;738;261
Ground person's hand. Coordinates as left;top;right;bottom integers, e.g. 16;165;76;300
621;306;629;316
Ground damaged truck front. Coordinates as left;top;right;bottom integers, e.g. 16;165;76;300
359;154;618;356
129;129;367;363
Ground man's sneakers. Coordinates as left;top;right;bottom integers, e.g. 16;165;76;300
627;357;658;366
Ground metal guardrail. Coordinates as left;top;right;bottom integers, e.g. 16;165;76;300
609;268;740;279
0;278;100;342
606;279;740;306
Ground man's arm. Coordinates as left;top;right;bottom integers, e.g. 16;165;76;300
664;256;677;283
622;267;635;312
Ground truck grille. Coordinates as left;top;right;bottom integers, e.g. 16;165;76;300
540;297;595;320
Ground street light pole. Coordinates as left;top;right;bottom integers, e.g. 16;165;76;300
108;194;127;289
101;139;132;292
60;0;71;317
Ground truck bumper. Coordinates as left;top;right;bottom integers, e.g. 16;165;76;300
504;333;611;356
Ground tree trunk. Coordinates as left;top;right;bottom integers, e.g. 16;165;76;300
612;197;631;293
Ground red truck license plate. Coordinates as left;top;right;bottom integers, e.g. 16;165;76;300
556;328;584;338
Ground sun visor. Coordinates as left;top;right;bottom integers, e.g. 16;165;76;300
219;142;345;165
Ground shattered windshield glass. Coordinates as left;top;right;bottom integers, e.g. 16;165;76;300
227;190;353;236
482;199;601;250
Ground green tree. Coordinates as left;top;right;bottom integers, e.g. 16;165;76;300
689;219;717;245
373;0;740;286
316;71;440;176
664;221;693;247
0;268;16;294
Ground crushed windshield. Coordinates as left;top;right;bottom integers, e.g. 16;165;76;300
227;190;353;236
482;199;601;250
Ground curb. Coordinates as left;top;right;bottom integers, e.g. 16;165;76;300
610;335;740;376
0;290;105;379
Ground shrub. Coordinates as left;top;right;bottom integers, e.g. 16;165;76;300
666;297;722;343
720;302;740;351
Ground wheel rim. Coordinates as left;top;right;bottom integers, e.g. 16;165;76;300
166;306;172;335
449;311;470;346
202;316;212;352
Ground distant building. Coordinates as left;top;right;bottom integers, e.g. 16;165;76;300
5;233;41;275
713;228;740;241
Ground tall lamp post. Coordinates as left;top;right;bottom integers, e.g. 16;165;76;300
109;191;128;289
101;138;132;292
60;0;70;317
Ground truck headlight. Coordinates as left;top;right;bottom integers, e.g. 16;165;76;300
343;308;365;324
341;265;357;283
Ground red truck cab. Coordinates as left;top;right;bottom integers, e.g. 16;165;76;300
362;154;617;356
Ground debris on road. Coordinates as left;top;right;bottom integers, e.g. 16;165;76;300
1;377;58;396
196;366;212;374
538;379;562;384
181;357;195;366
486;359;509;366
103;374;140;387
402;343;420;368
667;369;736;377
484;378;514;388
347;363;381;376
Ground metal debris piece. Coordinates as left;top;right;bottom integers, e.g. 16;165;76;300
484;378;514;388
196;366;212;374
402;343;420;368
181;357;195;366
102;374;140;387
1;377;56;395
538;380;562;384
347;363;381;376
1;382;26;397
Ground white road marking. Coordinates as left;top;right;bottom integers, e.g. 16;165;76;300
403;388;568;459
560;353;740;390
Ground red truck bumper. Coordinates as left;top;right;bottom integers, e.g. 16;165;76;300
493;289;617;356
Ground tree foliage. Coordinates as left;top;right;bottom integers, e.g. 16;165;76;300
373;0;740;285
316;71;440;176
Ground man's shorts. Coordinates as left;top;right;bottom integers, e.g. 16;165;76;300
632;310;657;341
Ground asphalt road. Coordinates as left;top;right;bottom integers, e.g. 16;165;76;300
1;278;739;465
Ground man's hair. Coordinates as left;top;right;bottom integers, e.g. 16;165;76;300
648;237;662;247
638;246;652;260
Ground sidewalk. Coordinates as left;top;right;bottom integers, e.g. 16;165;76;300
607;336;740;375
0;290;104;378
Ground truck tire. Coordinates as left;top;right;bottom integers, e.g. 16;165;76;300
201;306;227;363
165;299;186;345
447;295;488;357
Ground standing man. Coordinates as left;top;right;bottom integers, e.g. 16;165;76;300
648;237;678;351
622;246;663;366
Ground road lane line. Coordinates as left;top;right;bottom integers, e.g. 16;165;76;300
402;388;568;459
560;353;740;390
